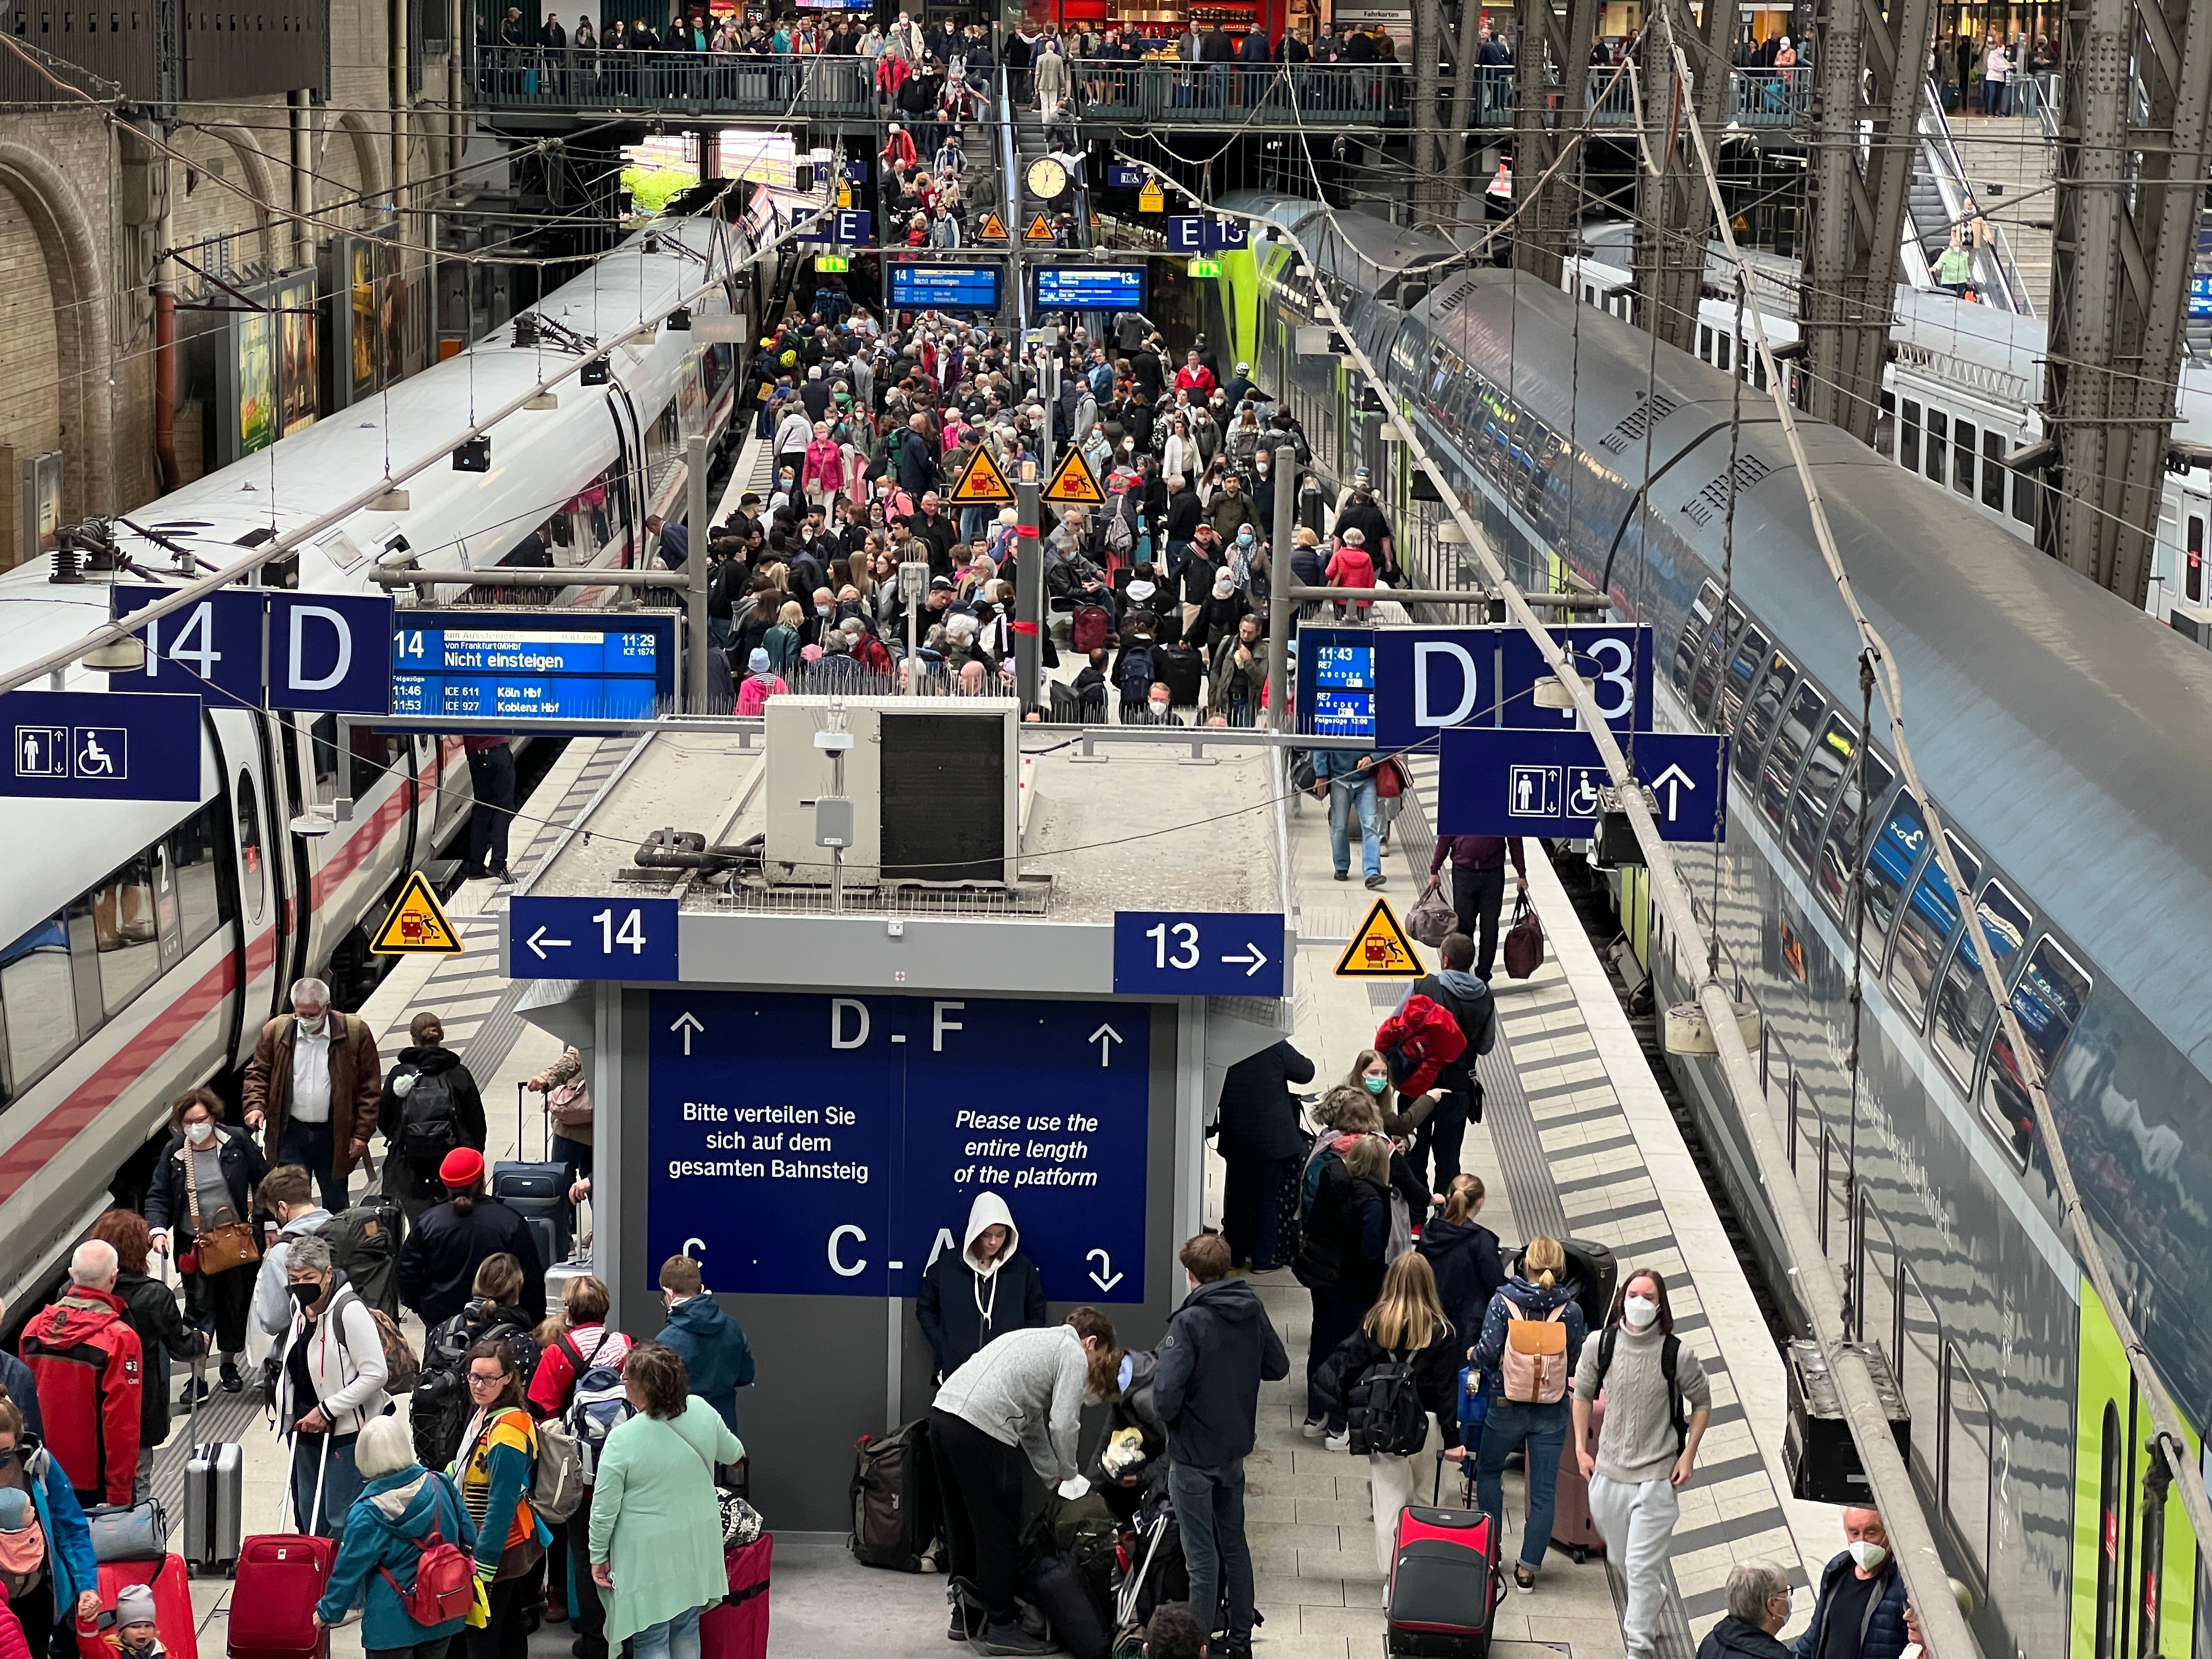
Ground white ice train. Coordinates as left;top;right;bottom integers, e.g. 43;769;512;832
0;207;753;1316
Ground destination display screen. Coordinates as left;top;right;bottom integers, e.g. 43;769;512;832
391;612;676;720
1034;266;1148;311
1301;629;1376;738
888;263;1003;312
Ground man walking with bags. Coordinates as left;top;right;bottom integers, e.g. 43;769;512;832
381;1012;488;1224
1424;834;1526;982
1150;1234;1289;1659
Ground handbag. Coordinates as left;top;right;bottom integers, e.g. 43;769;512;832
544;1077;594;1128
82;1499;168;1563
1502;891;1545;980
183;1144;260;1276
1373;757;1407;800
1404;883;1455;948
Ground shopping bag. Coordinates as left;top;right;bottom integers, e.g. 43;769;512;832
1405;884;1455;948
1502;893;1544;980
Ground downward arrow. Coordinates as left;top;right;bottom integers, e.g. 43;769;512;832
1086;1248;1124;1293
669;1011;704;1056
526;926;571;961
1088;1023;1121;1067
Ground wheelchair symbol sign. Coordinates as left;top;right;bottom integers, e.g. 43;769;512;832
73;726;126;780
1566;767;1605;818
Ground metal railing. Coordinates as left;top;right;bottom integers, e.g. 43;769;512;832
470;47;880;116
1062;58;1409;126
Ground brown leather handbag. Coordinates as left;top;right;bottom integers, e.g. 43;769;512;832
184;1143;261;1276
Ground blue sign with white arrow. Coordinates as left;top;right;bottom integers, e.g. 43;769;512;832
2;689;203;801
111;588;395;714
1113;911;1285;997
1165;216;1251;255
507;895;680;980
1436;727;1729;840
646;990;1149;1301
1499;624;1654;733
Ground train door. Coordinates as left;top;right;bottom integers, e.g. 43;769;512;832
226;713;286;1058
274;712;320;990
610;387;648;566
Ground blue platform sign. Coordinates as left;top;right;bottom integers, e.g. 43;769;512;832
507;895;679;980
795;208;871;245
1437;727;1729;840
390;611;676;721
1165;216;1250;255
1375;627;1498;750
3;689;202;800
1499;624;1653;733
1107;163;1148;189
648;990;1149;1301
112;588;395;714
1113;911;1285;998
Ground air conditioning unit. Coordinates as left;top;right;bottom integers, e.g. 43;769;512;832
761;696;1020;888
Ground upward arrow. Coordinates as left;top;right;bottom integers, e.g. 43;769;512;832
1650;763;1698;820
669;1011;705;1056
1088;1023;1122;1068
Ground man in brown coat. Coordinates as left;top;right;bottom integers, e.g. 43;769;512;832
243;975;381;1214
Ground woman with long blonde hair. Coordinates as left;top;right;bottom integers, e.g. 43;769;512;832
1315;1251;1467;1573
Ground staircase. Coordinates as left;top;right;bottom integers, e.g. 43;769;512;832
1901;80;2036;314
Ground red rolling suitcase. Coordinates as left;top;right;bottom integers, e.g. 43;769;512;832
77;1555;200;1659
1386;1504;1500;1658
1545;1398;1606;1562
227;1444;337;1659
698;1533;772;1659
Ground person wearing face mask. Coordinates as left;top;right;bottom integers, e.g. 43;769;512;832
243;977;382;1217
143;1087;267;1400
1573;1268;1714;1658
1697;1562;1797;1659
1791;1509;1909;1659
1213;1040;1316;1274
916;1193;1049;1383
650;1256;754;1435
273;1234;392;1542
382;1011;488;1224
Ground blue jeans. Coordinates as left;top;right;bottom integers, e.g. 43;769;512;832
1167;1460;1253;1640
290;1430;364;1541
1476;1398;1570;1571
278;1116;346;1214
630;1605;701;1659
1328;774;1381;878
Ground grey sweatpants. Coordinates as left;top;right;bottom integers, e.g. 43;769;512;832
1588;1472;1679;1659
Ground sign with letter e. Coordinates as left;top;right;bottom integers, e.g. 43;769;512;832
3;689;202;801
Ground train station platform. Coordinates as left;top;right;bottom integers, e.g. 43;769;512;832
151;719;1839;1659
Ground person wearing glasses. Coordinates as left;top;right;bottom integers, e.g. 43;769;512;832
455;1342;549;1659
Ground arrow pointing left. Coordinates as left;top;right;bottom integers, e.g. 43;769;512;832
526;926;571;961
670;1011;705;1056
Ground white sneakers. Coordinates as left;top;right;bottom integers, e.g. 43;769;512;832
1301;1417;1327;1440
1325;1428;1352;1453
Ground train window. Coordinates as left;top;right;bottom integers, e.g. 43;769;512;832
1716;625;1769;735
2190;517;2204;604
1752;348;1768;392
1691;601;1745;721
307;715;340;804
1954;418;1977;498
1981;934;2093;1166
1716;334;1731;373
1857;1198;1900;1359
2097;1401;2124;1659
1699;325;1713;362
1734;652;1797;782
1788;715;1855;875
1901;400;1922;472
2013;465;2039;526
1874;392;1894;460
92;854;162;1018
1926;410;1948;486
236;771;267;924
1931;877;2032;1090
170;804;225;953
1759;684;1827;831
0;913;77;1101
1982;431;2008;510
1887;832;1982;1030
643;397;682;495
1859;789;1932;965
1945;1346;1994;1589
1672;580;1724;691
1898;1265;1942;1490
1819;751;1896;922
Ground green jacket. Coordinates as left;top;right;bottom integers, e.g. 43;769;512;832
1209;634;1266;714
586;1396;746;1645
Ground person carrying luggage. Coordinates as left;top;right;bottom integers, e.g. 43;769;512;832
1213;1040;1314;1274
651;1257;754;1436
929;1311;1123;1656
1574;1268;1714;1659
381;1013;488;1225
1313;1252;1465;1574
143;1088;265;1399
274;1234;392;1543
1391;932;1497;1195
1150;1235;1288;1659
397;1149;546;1330
585;1343;743;1659
87;1210;205;1503
915;1192;1047;1383
1470;1234;1588;1593
1292;1135;1392;1448
1415;1176;1505;1357
19;1243;142;1509
0;1387;100;1657
311;1414;479;1659
1425;835;1527;982
454;1341;549;1659
529;1276;631;1650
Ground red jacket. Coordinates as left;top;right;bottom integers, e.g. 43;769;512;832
0;1581;34;1659
1373;995;1469;1101
20;1287;142;1504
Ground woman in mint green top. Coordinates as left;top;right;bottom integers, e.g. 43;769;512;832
586;1343;744;1659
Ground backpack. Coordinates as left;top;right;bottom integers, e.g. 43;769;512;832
377;1496;475;1627
1593;1327;1689;1452
1346;1351;1429;1457
531;1413;588;1523
323;1190;403;1319
1118;644;1156;696
1499;1301;1568;1404
1071;604;1110;654
558;1331;634;1479
1373;994;1469;1100
1104;501;1135;555
397;1068;462;1166
849;1417;940;1572
371;1310;421;1395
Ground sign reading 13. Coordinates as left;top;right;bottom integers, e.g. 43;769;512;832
1144;920;1201;969
1502;624;1654;733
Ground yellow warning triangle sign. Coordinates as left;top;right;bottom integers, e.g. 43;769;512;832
1041;445;1104;506
1137;178;1165;212
976;211;1009;241
369;871;464;956
1334;898;1424;978
950;445;1015;505
1024;212;1056;243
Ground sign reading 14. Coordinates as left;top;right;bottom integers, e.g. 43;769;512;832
594;905;651;954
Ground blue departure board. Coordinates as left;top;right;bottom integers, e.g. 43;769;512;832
888;263;1003;312
390;612;676;721
1034;266;1148;311
1299;628;1376;738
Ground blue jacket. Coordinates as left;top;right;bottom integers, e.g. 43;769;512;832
1416;1217;1505;1353
316;1466;479;1649
657;1296;756;1434
1214;1040;1314;1163
1313;747;1376;786
0;1351;42;1436
1150;1279;1289;1469
1793;1551;1909;1659
1469;1275;1589;1380
15;1435;96;1625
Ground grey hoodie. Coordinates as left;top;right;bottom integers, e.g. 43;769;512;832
930;1323;1090;1483
255;1207;335;1336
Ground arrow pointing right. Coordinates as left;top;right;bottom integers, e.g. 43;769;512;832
669;1011;705;1056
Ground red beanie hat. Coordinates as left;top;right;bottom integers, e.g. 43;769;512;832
438;1147;486;1189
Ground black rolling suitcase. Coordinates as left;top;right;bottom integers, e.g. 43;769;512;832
496;1082;576;1257
1154;643;1204;708
1512;1237;1616;1332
